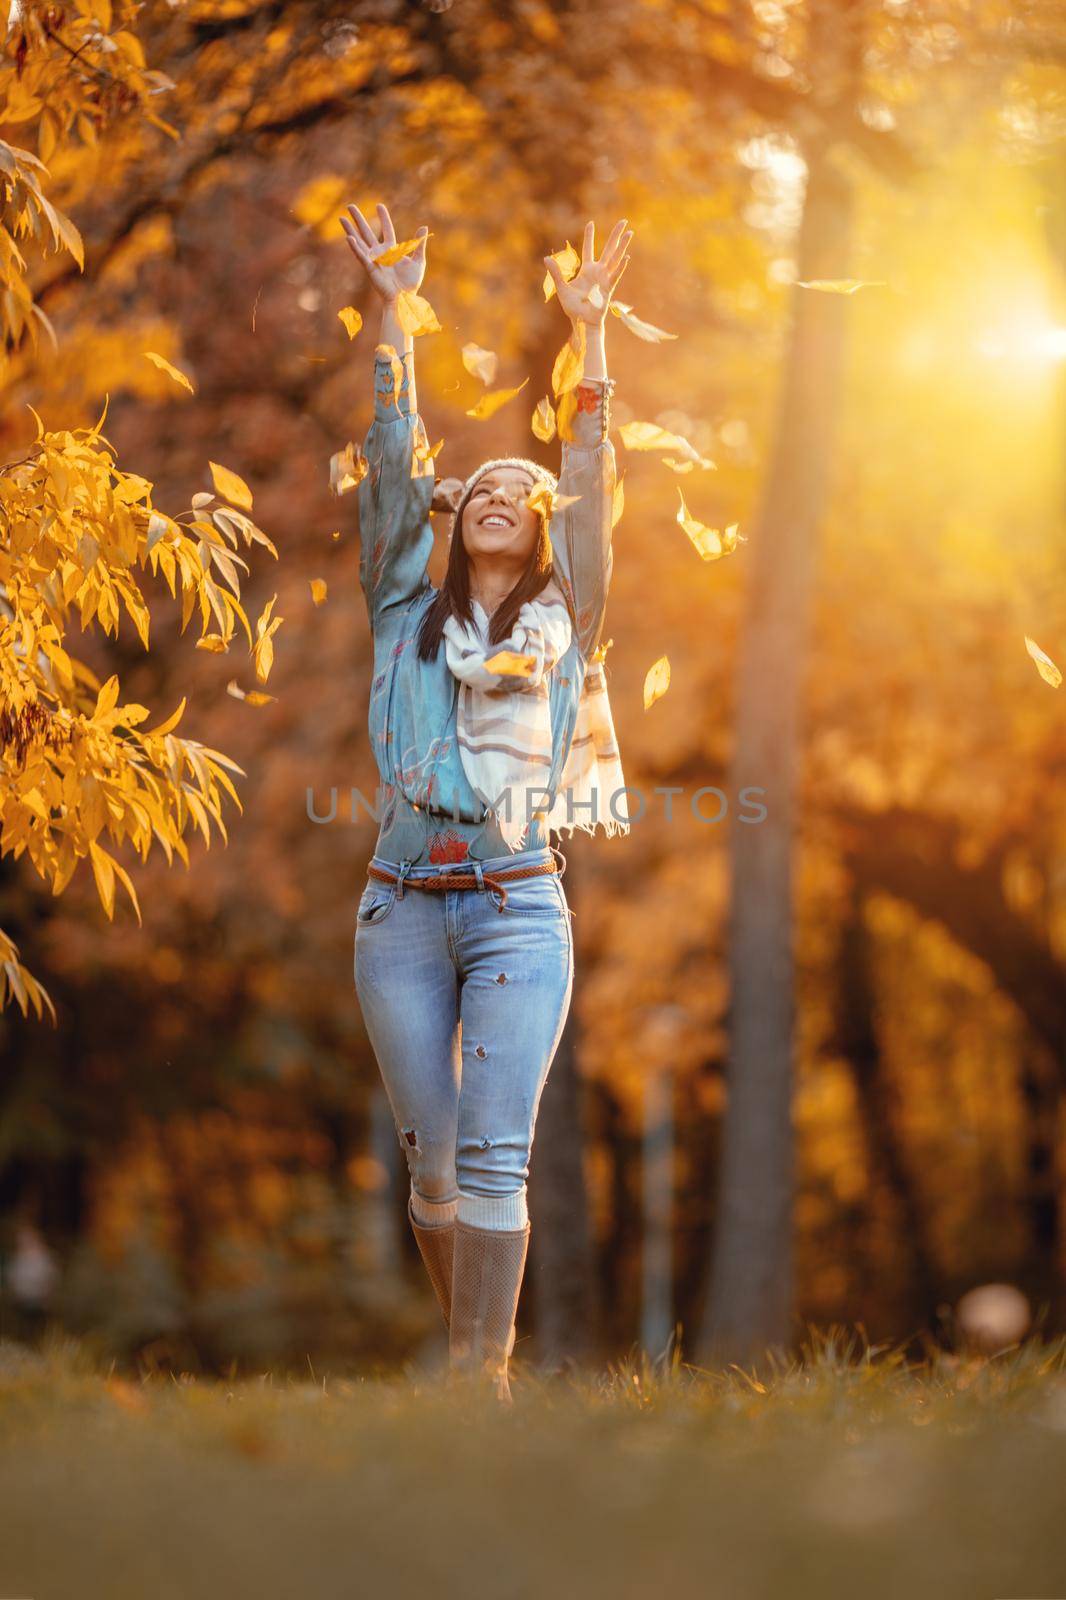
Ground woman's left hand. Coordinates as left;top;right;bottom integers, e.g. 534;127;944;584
545;219;633;327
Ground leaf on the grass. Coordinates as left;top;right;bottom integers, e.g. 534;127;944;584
793;278;887;294
676;488;740;561
209;460;253;510
310;579;328;606
1024;636;1062;688
485;649;538;678
643;655;670;710
461;343;499;386
609;300;678;342
395;289;442;337
376;232;432;267
227;680;277;706
542;240;580;302
532;396;556;443
466;378;529;421
338;306;363;338
145;351;195;394
551;321;586;396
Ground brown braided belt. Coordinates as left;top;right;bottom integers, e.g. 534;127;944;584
367;845;567;913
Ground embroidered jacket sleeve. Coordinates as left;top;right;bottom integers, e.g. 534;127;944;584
550;376;618;660
356;349;436;631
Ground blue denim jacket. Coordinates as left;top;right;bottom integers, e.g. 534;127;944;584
357;348;617;866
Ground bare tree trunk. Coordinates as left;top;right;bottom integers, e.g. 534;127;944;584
700;134;857;1369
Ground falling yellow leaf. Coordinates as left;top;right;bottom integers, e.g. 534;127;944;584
485;649;538;678
145;351;195;395
661;454;717;473
395;289;442;337
676;489;740;561
466;378;529;421
532;396;556;444
551;322;586;397
609;301;678;342
461;343;499;386
330;442;369;495
542;240;580;302
228;680;277;707
619;421;695;456
643;655;671;710
209;461;254;511
525;483;581;523
556;389;579;443
196;634;229;653
338;306;363;338
376;232;433;267
310;579;328;606
253;594;284;684
793;278;887;293
1024;636;1062;688
612;475;625;529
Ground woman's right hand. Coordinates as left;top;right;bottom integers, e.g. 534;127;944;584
341;201;429;305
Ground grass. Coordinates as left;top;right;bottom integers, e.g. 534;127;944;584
3;1327;1066;1599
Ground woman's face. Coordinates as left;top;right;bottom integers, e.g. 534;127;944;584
460;466;539;564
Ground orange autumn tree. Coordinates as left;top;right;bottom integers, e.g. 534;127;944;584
0;2;277;1020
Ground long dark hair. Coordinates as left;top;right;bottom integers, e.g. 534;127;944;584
416;472;561;662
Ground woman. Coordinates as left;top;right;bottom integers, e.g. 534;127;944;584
341;199;633;1400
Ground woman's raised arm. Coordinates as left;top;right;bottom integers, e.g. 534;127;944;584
342;201;435;632
542;219;633;660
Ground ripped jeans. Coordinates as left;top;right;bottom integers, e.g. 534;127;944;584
354;844;574;1213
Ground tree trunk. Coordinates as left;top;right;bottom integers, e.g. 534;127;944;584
700;138;857;1369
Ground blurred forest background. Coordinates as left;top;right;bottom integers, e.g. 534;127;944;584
1;0;1065;1376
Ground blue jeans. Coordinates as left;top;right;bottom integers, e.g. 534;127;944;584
354;844;574;1208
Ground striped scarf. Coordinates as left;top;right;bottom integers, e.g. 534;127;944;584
443;578;631;849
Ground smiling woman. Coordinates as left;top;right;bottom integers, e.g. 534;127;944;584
341;198;633;1402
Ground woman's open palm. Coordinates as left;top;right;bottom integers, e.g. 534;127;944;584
546;218;633;326
341;201;428;304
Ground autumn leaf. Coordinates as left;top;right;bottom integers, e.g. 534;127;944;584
551;322;586;397
395;289;442;337
338;306;363;338
525;482;581;523
310;579;328;606
612;475;625;529
466;378;529;421
461;343;499;386
196;634;229;653
643;655;671;710
609;301;678;342
330;442;368;495
542;240;580;302
377;232;433;267
375;342;406;406
209;461;253;511
619;421;698;457
556;389;579;443
676;489;740;561
793;278;888;293
252;595;283;683
485;649;538;678
532;396;556;443
1024;636;1062;688
144;351;195;395
227;680;277;707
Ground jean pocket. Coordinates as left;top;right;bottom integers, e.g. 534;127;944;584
492;873;567;918
356;881;397;927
